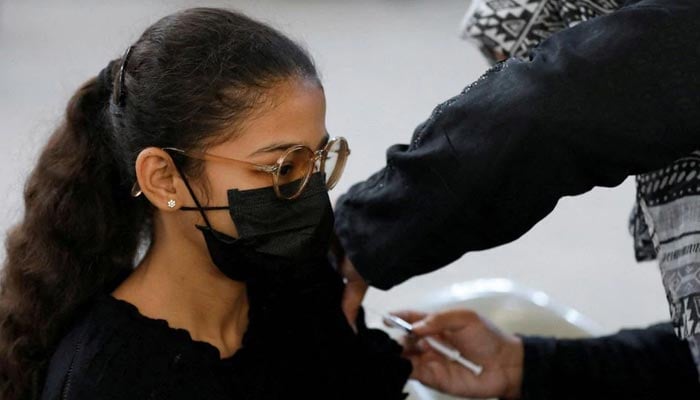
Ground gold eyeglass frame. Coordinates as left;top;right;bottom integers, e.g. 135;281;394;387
131;136;350;201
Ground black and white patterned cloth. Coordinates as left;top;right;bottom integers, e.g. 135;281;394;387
461;0;700;375
460;0;622;62
632;153;700;372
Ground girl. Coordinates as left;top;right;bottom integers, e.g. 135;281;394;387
0;8;410;400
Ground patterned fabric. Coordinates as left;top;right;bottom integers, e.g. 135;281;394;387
460;0;622;63
461;0;700;375
633;153;700;374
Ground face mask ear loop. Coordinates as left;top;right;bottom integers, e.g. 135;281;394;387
170;160;217;233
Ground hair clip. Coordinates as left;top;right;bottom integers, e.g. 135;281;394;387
113;45;135;107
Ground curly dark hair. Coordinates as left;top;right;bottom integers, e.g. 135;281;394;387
0;8;319;399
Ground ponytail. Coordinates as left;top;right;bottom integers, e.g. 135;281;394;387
0;7;322;399
0;62;148;399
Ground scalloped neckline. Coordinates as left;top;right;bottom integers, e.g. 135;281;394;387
99;294;244;365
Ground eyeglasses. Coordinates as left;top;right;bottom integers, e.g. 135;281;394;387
161;136;350;200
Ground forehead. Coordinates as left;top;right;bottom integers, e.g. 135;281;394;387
210;78;327;158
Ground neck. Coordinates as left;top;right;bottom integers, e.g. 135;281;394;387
112;221;248;359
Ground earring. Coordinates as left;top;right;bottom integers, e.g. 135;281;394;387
130;182;142;197
167;199;176;209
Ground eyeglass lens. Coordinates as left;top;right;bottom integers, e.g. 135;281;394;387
276;138;348;199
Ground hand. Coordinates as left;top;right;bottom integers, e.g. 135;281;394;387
329;232;369;332
394;309;524;399
339;256;368;331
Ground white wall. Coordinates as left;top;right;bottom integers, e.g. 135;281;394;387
0;0;669;333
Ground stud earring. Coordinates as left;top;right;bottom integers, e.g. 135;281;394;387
167;199;176;209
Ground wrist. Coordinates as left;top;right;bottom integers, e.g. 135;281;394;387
501;335;524;400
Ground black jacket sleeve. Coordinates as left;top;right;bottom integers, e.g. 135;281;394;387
519;323;700;399
334;0;700;290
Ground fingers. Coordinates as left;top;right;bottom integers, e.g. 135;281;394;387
341;283;366;331
410;308;479;336
405;336;435;353
339;257;368;331
400;334;431;357
407;352;450;389
409;359;441;386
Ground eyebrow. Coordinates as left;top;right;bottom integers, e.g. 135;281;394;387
249;133;330;157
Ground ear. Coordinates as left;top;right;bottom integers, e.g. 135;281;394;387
134;147;183;211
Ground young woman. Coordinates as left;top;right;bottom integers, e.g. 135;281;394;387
0;8;411;400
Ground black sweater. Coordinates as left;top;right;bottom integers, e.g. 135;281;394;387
334;0;700;398
40;261;412;399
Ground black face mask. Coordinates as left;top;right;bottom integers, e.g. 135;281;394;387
179;172;335;283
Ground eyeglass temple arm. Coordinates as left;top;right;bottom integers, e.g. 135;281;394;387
164;147;278;172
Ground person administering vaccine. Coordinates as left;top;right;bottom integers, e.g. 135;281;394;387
333;0;700;398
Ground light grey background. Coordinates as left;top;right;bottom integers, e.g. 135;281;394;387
0;0;669;333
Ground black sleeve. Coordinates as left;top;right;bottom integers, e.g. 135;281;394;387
334;0;700;290
519;323;700;399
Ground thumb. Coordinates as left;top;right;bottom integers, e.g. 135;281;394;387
342;280;367;329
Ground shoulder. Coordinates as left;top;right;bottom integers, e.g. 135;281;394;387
40;294;184;400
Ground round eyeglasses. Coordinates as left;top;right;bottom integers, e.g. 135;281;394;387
160;136;350;200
